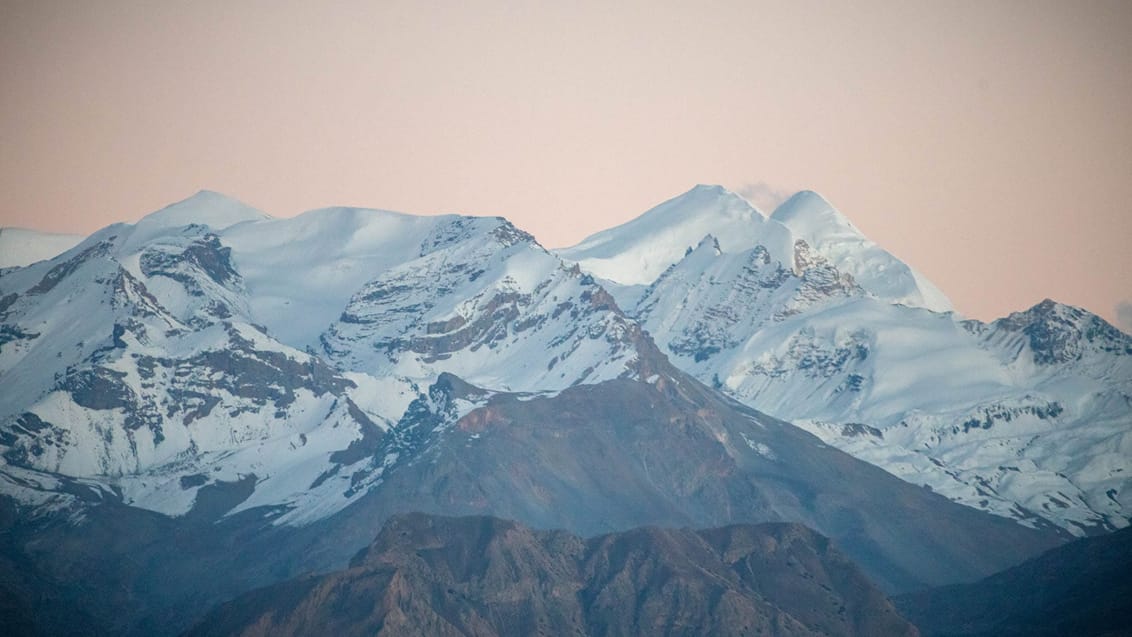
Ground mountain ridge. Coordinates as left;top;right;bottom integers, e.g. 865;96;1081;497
185;512;921;637
557;186;1131;535
0;201;657;527
896;525;1132;636
559;184;952;314
0;186;1119;634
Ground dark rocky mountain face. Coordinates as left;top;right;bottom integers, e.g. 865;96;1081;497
185;513;920;637
0;372;1063;636
285;372;1063;596
895;525;1132;637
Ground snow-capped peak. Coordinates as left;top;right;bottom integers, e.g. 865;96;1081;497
769;191;953;314
691;234;722;256
560;184;952;313
559;184;794;286
770;190;862;240
986;298;1132;368
1;187;1128;543
134;190;270;234
0;192;657;526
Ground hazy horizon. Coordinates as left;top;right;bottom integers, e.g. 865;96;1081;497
2;1;1129;326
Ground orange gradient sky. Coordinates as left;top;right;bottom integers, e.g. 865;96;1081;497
1;0;1130;326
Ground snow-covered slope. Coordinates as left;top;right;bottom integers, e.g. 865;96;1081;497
560;186;1131;535
318;216;651;393
770;191;952;312
3;188;1101;633
0;227;85;268
560;184;795;287
559;184;952;313
3;185;1127;539
0;192;657;526
0;211;387;525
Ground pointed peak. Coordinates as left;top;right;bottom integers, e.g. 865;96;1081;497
696;233;719;247
689;183;728;195
999;298;1086;329
559;184;796;286
137;190;271;231
189;188;237;201
171;189;255;211
649;184;766;224
489;216;540;249
698;233;722;254
679;184;763;211
996;298;1132;364
683;234;723;259
770;190;858;234
780;189;834;208
1010;298;1073;319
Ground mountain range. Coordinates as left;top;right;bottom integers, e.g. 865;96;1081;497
562;185;1132;536
0;185;1127;634
185;513;920;637
896;524;1132;636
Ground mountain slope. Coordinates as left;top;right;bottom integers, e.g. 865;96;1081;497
0;219;385;525
303;371;1063;594
0;193;655;527
186;513;919;637
559;184;951;313
769;190;951;312
559;186;1132;535
316;215;648;393
559;184;795;287
896;525;1132;636
0;190;1079;634
0;369;1065;636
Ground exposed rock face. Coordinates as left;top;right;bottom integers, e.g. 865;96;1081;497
186;513;919;637
896;525;1132;637
317;214;651;393
986;298;1132;367
0;372;1063;636
303;374;1062;595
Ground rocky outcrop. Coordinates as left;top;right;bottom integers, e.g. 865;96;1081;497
307;373;1063;595
186;513;919;637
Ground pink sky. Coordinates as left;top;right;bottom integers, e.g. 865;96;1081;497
2;1;1130;326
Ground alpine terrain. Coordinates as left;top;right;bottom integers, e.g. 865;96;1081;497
186;513;920;637
896;524;1132;636
561;184;1132;536
0;186;1121;634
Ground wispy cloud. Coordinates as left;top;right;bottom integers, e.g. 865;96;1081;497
734;181;793;214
